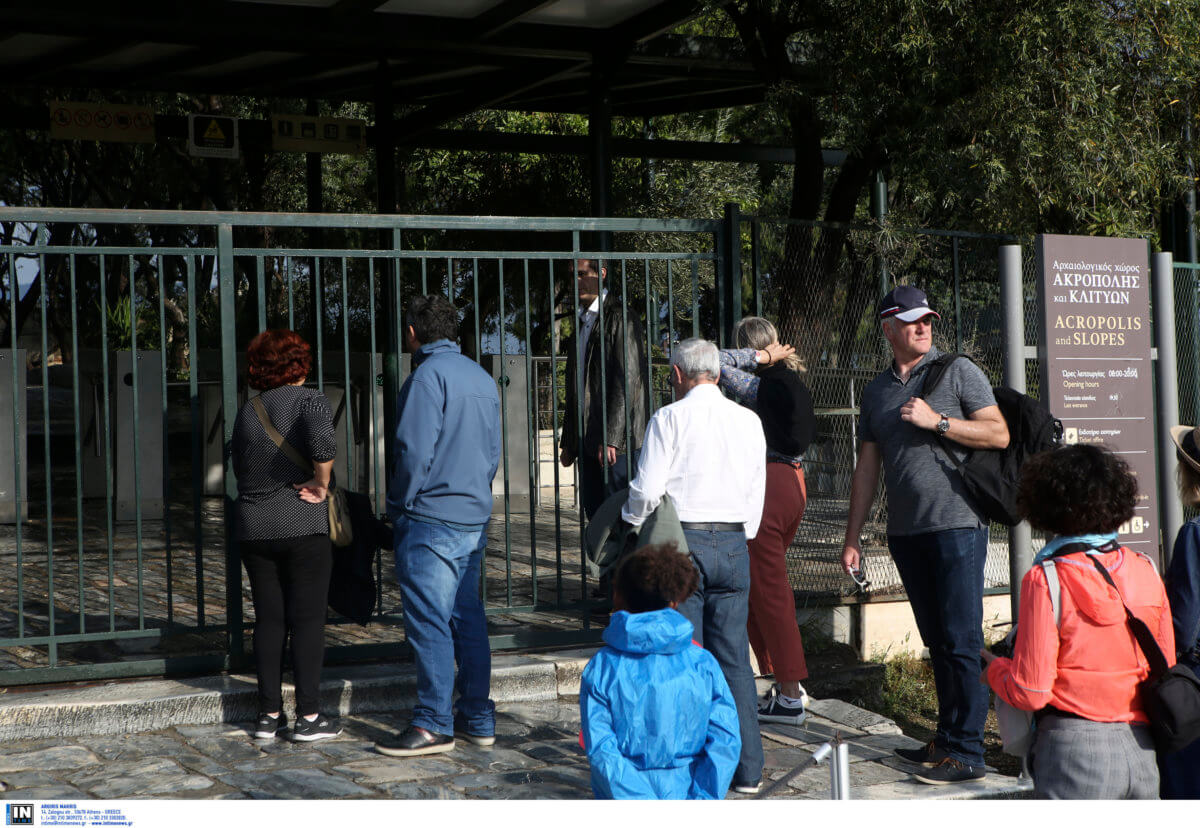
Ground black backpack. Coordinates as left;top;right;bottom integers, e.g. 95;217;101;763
919;354;1063;526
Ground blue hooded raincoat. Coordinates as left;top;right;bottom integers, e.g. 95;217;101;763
579;608;741;799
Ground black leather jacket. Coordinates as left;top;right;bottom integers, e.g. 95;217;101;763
561;290;648;459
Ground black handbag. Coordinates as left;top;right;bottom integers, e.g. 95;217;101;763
1086;556;1200;754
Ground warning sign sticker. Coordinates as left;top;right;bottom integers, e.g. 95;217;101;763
188;114;239;159
50;101;155;144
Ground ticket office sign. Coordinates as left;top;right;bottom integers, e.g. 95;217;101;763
1036;234;1158;560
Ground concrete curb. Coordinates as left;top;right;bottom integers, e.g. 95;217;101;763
0;651;598;742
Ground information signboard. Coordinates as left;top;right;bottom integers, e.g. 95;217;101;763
271;115;366;154
49;101;155;143
1037;234;1157;560
188;114;239;159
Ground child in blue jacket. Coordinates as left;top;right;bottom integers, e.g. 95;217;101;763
580;543;741;799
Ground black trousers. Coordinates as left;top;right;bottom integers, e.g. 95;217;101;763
241;534;332;716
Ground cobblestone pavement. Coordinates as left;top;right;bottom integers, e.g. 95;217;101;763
0;694;1028;801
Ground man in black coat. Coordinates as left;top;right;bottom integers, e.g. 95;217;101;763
560;258;648;519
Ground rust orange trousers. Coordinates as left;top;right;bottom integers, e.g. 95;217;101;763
747;462;809;682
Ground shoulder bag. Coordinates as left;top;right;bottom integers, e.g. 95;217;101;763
250;396;353;547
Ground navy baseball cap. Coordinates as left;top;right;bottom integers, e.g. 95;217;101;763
878;285;941;323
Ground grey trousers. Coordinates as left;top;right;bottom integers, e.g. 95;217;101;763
1031;714;1159;799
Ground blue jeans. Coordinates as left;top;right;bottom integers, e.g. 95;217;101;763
394;514;495;737
889;527;989;767
678;527;762;788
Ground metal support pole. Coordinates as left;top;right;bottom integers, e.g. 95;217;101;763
218;223;243;667
833;741;850;800
722;202;742;345
871;169;890;297
1179;118;1200;431
589;67;612;252
1000;244;1030;619
376;68;401;478
305;99;324;347
1154;251;1183;566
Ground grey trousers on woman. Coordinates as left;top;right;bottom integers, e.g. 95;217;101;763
1032;713;1159;799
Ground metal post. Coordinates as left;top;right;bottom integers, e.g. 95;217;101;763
834;741;850;800
218;223;243;667
871;169;890;296
1179;119;1200;431
1000;244;1030;619
1154;251;1183;566
376;69;401;479
589;67;612;252
722;202;742;345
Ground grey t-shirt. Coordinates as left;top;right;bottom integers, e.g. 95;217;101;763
858;346;997;536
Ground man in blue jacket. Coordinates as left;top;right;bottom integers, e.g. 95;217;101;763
376;295;502;758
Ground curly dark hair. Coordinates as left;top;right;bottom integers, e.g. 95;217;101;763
613;543;699;613
1016;444;1138;535
407;294;460;345
246;329;312;391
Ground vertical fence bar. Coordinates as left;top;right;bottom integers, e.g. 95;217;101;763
621;260;632;483
1000;244;1029;619
522;260;537;605
368;259;382;515
952;236;963;353
314;256;324;393
498;259;513;607
7;252;24;640
128;254;145;630
597;255;609;492
690;259;699;341
255;256;267;333
218;224;244;666
187;256;205;626
68;255;86;633
341;258;354;489
286;256;295;330
158;257;173;625
572;233;588;619
548;259;563;605
751;218;762;318
99;254;116;632
1154;251;1183;565
37;239;56;662
643;259;653;419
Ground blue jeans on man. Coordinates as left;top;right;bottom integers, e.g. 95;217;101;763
677;527;763;789
394;513;495;738
888;527;989;767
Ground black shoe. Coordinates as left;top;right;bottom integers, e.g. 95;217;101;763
757;685;809;725
375;725;455;757
252;712;287;740
911;757;987;785
290;713;342;742
894;740;949;767
732;779;762;795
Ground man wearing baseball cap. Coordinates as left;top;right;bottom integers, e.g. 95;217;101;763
842;285;1009;784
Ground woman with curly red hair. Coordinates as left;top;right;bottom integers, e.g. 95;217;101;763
233;329;341;743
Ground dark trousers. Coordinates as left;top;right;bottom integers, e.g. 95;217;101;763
241;534;333;716
578;450;638;519
678;527;763;789
888;527;989;767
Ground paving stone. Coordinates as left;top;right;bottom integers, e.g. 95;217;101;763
468;783;585;800
331;757;465;785
518;739;587;765
448;745;546;773
808;699;901;735
763;746;816;770
0;771;65;789
230;750;329;772
187;737;267;764
307;740;379;763
67;758;215;798
77;733;196;761
174;723;255;740
374;781;467;799
0;785;88;800
173;754;233;777
220;768;375;799
0;746;101;772
0;738;67;755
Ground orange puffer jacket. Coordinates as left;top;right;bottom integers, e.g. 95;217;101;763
987;547;1175;723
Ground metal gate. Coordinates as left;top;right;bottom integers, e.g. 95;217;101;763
0;207;721;684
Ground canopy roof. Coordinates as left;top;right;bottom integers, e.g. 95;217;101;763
0;0;778;129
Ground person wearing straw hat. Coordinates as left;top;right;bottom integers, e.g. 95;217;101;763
1162;425;1200;798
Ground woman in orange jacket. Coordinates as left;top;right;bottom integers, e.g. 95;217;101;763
982;444;1174;799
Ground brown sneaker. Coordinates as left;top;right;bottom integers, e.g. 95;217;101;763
894;740;949;767
911;757;986;785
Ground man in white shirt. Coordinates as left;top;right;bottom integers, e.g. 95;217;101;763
622;337;767;796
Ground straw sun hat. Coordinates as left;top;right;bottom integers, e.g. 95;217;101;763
1170;425;1200;475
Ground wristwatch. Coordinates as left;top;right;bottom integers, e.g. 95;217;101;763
936;413;950;434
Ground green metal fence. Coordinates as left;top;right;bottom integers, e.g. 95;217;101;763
0;207;721;684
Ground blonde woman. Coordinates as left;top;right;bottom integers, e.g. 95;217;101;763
718;316;815;724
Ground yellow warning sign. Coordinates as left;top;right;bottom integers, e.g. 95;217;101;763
188;114;238;159
203;120;226;142
49;101;155;144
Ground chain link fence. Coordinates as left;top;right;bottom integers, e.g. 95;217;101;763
744;218;1021;601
